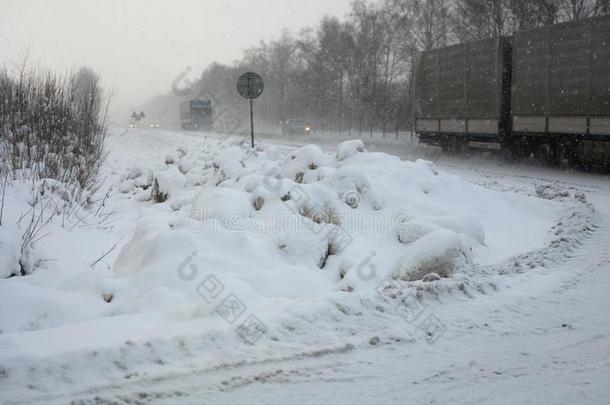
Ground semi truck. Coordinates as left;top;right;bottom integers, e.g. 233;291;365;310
414;14;610;168
180;99;213;131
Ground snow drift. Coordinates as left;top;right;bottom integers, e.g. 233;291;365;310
0;132;562;338
101;136;558;322
0;129;571;399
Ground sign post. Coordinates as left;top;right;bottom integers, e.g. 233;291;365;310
249;97;254;147
237;72;264;148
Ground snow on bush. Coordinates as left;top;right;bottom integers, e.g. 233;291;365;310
105;215;334;317
178;158;197;174
336;139;366;161
152;166;186;203
165;147;188;165
295;184;343;225
190;187;254;226
118;165;154;195
280;144;335;182
396;229;472;281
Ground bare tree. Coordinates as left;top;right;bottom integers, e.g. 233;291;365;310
453;0;513;41
597;0;609;14
510;0;557;30
399;0;451;50
557;0;596;19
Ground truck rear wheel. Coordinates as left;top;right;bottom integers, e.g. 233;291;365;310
531;142;555;166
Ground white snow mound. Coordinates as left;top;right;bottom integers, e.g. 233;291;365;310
0;132;561;358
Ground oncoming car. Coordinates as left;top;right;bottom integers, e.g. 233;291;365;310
282;119;312;135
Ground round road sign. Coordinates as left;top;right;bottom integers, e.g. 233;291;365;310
237;72;264;99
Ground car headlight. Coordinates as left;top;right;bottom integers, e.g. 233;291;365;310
305;127;311;132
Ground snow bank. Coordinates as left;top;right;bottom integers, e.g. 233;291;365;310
0;179;116;334
98;137;561;317
0;132;565;385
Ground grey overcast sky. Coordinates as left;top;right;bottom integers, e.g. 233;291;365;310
0;0;351;121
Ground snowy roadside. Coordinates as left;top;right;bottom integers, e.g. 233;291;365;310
62;215;610;404
0;128;607;404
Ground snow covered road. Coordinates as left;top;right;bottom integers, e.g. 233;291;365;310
2;129;609;405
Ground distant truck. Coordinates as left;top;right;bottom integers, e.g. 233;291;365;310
180;99;213;130
414;14;610;169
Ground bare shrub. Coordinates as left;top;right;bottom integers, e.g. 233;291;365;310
151;179;168;203
299;201;342;225
0;64;110;277
253;195;265;211
0;65;109;191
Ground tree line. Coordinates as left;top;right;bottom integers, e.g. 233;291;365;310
150;0;609;137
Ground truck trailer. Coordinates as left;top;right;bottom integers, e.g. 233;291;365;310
180;99;213;131
414;14;610;168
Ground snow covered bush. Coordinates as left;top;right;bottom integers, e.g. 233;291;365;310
336;139;366;161
295;185;343;225
0;66;108;191
280;144;334;183
152;167;186;203
0;65;109;277
395;229;472;281
151;179;169;203
190;187;253;225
